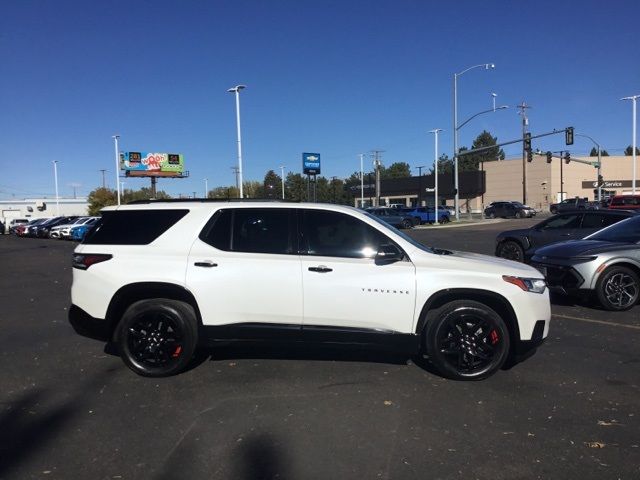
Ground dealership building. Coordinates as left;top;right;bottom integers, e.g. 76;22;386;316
0;197;89;229
359;155;640;212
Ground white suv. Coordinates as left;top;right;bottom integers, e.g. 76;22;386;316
69;201;550;380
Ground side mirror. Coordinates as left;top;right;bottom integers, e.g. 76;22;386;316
375;244;404;265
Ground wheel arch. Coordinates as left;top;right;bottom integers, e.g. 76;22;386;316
496;236;529;254
105;282;203;340
592;260;640;289
416;289;521;348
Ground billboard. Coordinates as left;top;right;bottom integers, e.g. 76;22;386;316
303;152;321;175
120;152;184;176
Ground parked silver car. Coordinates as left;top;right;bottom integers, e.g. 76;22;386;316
530;215;640;311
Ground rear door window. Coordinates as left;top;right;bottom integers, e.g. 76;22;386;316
83;210;188;245
200;208;294;254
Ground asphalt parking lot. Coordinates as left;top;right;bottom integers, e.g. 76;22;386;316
1;220;638;480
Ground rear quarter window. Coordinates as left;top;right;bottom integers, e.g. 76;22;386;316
83;209;188;245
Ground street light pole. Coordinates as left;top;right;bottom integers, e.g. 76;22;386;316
575;133;603;201
279;165;285;199
622;95;639;194
453;63;495;221
112;135;121;205
53;160;60;216
416;165;425;207
228;85;246;198
359;153;364;207
204;178;208;199
429;129;443;225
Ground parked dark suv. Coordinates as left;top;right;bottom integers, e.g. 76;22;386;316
495;209;637;262
484;201;528;219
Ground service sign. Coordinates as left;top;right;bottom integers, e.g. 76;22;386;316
303;152;321;175
120;152;184;174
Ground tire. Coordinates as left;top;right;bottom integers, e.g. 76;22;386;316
402;219;412;229
595;266;640;311
423;300;510;380
514;211;522;219
496;240;525;262
487;212;496;219
115;299;199;377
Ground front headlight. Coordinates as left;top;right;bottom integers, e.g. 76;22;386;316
502;275;547;294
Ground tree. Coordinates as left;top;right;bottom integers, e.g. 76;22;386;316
87;187;117;215
285;173;307;202
589;147;610;156
211;186;238;198
243;181;263;198
263;170;282;199
430;153;453;174
382;162;411;179
459;131;505;171
624;145;640;155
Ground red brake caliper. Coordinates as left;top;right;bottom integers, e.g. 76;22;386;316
172;346;182;358
490;330;499;345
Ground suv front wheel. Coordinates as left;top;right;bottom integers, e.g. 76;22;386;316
115;299;198;377
423;300;510;380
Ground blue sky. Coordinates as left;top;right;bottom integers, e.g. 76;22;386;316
1;0;639;199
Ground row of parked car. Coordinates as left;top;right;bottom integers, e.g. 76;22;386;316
7;216;99;241
494;209;640;311
365;206;451;228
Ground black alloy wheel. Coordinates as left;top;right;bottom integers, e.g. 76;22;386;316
116;299;198;377
497;240;525;262
596;266;640;311
402;219;413;229
424;300;510;380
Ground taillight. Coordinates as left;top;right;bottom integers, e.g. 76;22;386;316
72;253;112;270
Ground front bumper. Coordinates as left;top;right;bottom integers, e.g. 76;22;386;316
530;262;585;294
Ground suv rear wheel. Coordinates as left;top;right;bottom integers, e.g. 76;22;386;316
115;299;198;377
423;300;510;380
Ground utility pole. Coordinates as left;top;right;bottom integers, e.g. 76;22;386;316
99;169;107;188
231;166;240;194
370;150;384;206
517;102;532;205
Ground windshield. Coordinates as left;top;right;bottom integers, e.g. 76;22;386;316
586;216;640;243
363;212;435;254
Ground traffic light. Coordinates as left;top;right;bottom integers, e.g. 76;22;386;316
527;149;533;162
546;151;552;163
598;174;604;186
524;132;532;151
564;152;571;164
565;127;574;145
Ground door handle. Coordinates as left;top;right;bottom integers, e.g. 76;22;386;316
194;261;218;268
308;266;333;273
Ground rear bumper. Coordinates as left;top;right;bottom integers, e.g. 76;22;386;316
68;304;112;342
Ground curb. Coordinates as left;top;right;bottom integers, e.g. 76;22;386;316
413;218;506;229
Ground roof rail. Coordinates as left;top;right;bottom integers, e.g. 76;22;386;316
126;198;295;205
